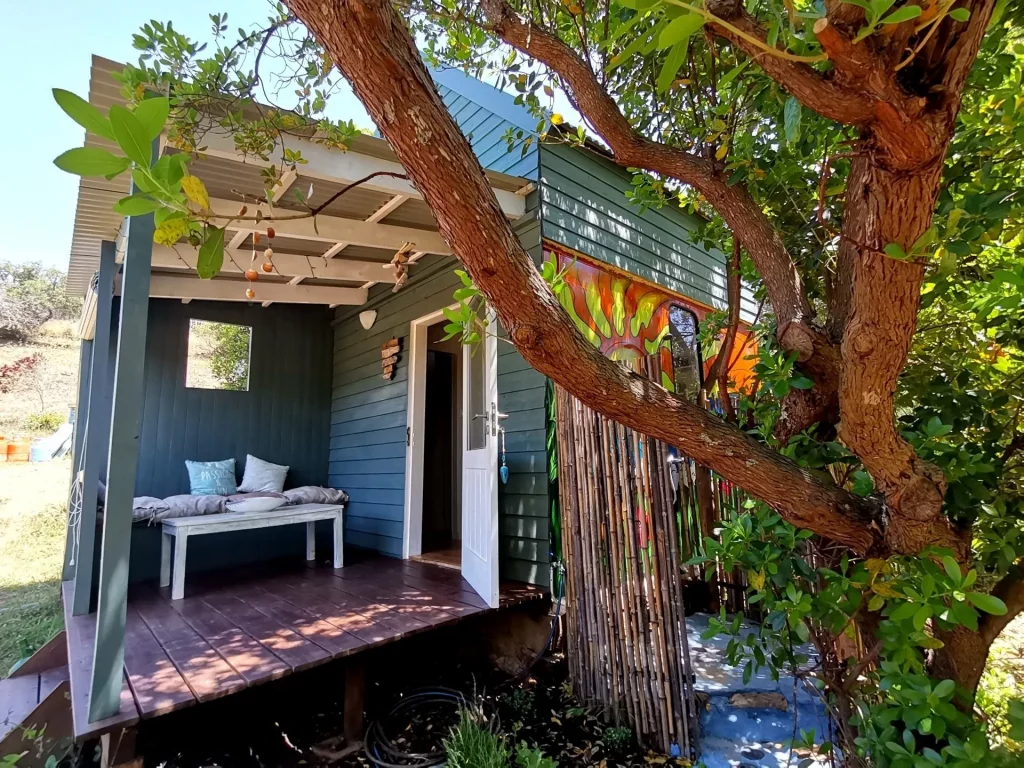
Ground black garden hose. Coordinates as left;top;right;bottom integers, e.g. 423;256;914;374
363;688;466;767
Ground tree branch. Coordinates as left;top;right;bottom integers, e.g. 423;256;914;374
981;559;1024;645
479;0;837;375
284;0;885;556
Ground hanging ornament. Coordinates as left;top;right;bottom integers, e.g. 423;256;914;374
389;241;414;294
244;268;259;282
266;226;276;240
246;287;256;300
261;262;274;273
499;426;509;485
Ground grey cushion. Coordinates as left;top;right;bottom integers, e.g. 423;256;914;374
282;486;349;506
239;454;289;493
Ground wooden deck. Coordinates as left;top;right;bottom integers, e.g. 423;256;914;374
63;555;546;741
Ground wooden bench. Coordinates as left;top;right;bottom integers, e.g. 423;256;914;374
160;503;344;600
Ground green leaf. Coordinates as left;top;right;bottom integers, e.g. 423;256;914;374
948;7;970;21
196;227;225;279
657;40;690;93
658;12;704;49
880;5;922;24
883;243;908;260
113;195;161;217
966;591;1007;615
133;97;171;142
783;96;801;144
890;601;918;622
53;88;116;141
53;147;131;178
941;556;962;585
717;62;747;89
109;105;153;168
932;679;955;700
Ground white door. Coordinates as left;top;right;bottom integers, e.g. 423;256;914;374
461;325;499;607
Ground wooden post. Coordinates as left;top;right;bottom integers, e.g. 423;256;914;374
72;242;117;615
62;336;94;580
89;200;155;723
344;660;366;744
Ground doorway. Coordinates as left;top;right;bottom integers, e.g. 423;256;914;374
419;322;462;567
403;305;500;605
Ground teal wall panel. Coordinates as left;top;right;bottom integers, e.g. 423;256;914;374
540;143;759;320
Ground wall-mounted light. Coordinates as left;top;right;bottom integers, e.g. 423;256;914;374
359;310;378;330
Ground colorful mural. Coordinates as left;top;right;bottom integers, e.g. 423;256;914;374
545;241;757;395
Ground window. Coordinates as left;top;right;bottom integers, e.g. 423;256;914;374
667;304;701;401
185;320;252;391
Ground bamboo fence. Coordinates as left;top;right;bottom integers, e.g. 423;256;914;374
554;380;699;758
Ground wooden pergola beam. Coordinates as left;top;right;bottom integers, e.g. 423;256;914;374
145;274;368;305
151;245;399;284
210;197;451;254
196;130;526;218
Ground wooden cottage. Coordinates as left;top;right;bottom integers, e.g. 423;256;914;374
45;55;754;757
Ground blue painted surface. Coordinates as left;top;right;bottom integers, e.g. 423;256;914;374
687;614;834;768
109;298;334;583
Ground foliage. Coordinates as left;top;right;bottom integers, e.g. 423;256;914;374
205;322;251;391
0;355;41;395
24;411;63;434
0;261;81;324
601;726;634;754
0;289;49;342
503;687;537;720
514;744;558;768
442;705;511;768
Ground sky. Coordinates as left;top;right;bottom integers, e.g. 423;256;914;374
0;0;373;271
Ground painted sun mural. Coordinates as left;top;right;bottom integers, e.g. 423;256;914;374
546;241;757;396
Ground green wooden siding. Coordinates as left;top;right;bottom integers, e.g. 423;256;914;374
498;209;550;587
540;143;759;320
329;201;550;587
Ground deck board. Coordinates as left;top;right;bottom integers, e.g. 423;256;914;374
122;606;195;717
62;582;140;741
132;594;248;703
64;556;546;741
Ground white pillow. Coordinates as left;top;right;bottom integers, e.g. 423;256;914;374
239;454;289;493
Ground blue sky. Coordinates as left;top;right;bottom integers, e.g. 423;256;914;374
0;0;373;271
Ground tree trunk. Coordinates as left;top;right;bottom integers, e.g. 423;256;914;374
284;0;885;557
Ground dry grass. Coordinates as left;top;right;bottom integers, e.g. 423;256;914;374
0;458;70;676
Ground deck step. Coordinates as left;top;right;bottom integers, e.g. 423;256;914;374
0;666;73;767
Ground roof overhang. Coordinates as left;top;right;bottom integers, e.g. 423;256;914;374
67;56;531;308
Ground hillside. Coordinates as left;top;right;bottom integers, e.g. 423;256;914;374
0;320;80;437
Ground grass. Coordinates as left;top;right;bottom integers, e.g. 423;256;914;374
978;612;1024;755
0;458;70;676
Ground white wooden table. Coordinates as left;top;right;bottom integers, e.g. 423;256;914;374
160;503;345;600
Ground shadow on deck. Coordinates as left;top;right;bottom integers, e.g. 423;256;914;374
63;552;546;742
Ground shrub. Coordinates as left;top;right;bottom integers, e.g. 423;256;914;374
0;288;48;341
601;726;633;754
443;704;510;768
503;688;536;719
25;411;63;433
515;744;557;768
0;354;42;394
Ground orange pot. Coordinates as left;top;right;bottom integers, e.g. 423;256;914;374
6;438;30;463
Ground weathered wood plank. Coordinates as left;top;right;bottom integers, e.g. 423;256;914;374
0;675;40;743
8;631;67;678
200;594;330;672
121;606;195;718
233;587;367;657
165;594;290;687
62;583;139;741
131;596;246;703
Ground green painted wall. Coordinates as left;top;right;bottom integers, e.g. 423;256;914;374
539;143;759;320
328;197;551;586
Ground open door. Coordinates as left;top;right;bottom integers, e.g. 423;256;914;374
461;325;499;607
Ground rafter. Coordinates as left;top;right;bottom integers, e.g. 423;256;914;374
151;245;398;283
142;274;368;305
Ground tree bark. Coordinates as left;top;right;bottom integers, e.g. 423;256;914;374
284;0;884;556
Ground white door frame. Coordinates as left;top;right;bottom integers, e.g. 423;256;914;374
402;305;458;559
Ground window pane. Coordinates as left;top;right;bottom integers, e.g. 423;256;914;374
186;320;252;391
668;305;701;401
466;345;486;450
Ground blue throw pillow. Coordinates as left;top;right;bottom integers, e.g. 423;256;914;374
185;458;237;496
